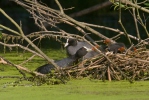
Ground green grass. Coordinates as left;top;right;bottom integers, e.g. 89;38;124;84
0;79;149;100
0;49;67;71
1;50;149;100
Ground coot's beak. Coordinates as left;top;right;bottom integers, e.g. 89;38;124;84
64;39;69;47
64;42;68;47
83;46;92;52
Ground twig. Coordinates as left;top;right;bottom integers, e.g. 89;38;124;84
115;0;149;14
0;8;61;72
132;8;140;39
54;0;64;14
118;0;132;44
69;1;112;17
0;41;43;58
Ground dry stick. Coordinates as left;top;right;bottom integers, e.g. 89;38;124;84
19;0;115;46
19;0;111;41
0;8;60;72
25;5;72;38
83;39;132;82
118;0;132;45
64;20;100;45
111;34;121;40
15;0;142;44
125;44;134;55
15;1;69;38
107;65;112;81
76;34;132;81
77;56;105;76
0;56;45;77
28;27;107;77
0;24;20;35
136;7;149;37
69;1;112;17
65;65;103;73
108;55;133;83
135;38;149;47
115;0;149;14
109;66;120;80
13;0;140;81
0;9;65;81
137;0;148;4
1;32;70;48
132;7;140;39
19;54;36;66
0;41;43;58
54;0;64;14
82;22;142;42
27;0;104;46
114;0;149;37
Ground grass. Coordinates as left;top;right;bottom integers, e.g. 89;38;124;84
0;79;149;100
0;48;67;71
0;49;149;100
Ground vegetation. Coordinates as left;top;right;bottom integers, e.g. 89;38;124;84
1;1;149;99
1;78;149;100
0;0;149;86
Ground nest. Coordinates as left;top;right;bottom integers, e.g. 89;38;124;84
61;45;149;82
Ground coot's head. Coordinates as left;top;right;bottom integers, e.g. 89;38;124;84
118;46;126;53
103;39;111;45
75;46;92;58
64;38;77;47
130;46;137;52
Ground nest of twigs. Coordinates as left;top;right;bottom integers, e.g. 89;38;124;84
60;44;149;82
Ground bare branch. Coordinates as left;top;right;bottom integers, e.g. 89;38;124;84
114;0;149;14
132;8;140;39
70;1;112;17
54;0;64;14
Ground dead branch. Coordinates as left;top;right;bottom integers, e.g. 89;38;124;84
0;55;45;77
0;8;61;72
69;1;112;17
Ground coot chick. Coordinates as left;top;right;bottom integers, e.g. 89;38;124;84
103;39;126;53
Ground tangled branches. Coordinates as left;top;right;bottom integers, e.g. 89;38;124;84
62;45;149;82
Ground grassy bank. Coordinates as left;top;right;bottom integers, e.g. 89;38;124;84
0;79;149;100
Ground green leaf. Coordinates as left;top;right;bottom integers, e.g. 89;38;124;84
144;3;149;7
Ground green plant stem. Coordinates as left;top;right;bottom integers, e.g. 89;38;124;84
132;8;140;39
118;0;132;44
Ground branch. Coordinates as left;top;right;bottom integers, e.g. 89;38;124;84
69;1;112;17
0;24;20;35
0;8;61;71
54;0;64;14
0;8;23;36
0;40;43;58
132;8;140;39
14;0;111;41
118;0;132;44
114;0;149;14
0;56;45;77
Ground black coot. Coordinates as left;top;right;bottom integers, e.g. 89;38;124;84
35;46;92;74
64;38;101;59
